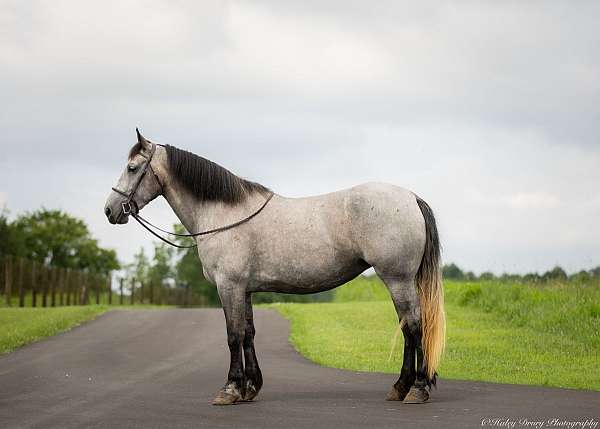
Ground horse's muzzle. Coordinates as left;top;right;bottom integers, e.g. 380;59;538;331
104;204;131;225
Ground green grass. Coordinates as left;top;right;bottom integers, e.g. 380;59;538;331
269;276;600;391
0;304;171;354
444;280;600;349
334;275;390;302
0;306;110;354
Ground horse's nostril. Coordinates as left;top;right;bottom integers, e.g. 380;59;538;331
105;207;111;217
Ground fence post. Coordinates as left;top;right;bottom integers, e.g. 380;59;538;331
120;278;124;305
18;257;25;307
65;269;71;306
71;270;76;305
149;280;154;305
108;275;112;305
95;275;100;305
4;255;12;307
81;272;88;305
130;278;135;305
74;270;78;305
50;266;56;307
76;271;81;305
72;270;77;305
42;265;48;307
140;281;145;305
59;268;64;306
77;271;82;305
31;261;37;307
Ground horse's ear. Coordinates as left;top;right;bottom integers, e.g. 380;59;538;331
136;128;151;151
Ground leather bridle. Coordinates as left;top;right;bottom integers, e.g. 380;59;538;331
111;142;274;249
111;143;159;222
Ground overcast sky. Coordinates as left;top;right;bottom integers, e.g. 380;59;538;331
1;1;599;274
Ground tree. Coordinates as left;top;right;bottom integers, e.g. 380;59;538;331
127;247;151;284
175;244;220;305
443;263;464;280
148;242;174;286
10;208;119;275
463;271;477;281
522;272;542;283
542;266;567;282
171;224;220;305
570;270;591;283
479;271;495;281
76;238;119;274
500;273;521;282
0;207;25;258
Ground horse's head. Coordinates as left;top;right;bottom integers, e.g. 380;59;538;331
104;129;163;224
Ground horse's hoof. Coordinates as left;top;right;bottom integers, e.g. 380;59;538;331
386;385;410;401
402;386;429;404
241;380;259;402
212;384;241;406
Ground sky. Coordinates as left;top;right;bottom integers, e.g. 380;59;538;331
1;1;599;275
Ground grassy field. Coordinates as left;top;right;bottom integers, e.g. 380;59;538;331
3;275;598;391
0;304;170;354
271;276;600;391
0;306;110;354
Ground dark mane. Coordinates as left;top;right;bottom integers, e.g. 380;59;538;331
128;142;269;204
164;145;269;204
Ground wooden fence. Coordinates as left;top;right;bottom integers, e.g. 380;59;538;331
1;255;208;308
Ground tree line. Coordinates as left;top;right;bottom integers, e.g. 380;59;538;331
3;206;597;308
0;206;323;306
0;208;119;276
125;236;220;307
0;207;219;305
442;263;600;283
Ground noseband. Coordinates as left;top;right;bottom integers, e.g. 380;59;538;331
111;142;274;249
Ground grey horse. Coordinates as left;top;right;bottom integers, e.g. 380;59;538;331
104;130;445;405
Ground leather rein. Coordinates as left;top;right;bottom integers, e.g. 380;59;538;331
111;143;274;249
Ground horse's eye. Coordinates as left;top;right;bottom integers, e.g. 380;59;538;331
128;164;138;172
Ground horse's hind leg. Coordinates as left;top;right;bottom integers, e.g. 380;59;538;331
402;321;432;404
381;276;423;402
387;322;416;401
242;292;263;401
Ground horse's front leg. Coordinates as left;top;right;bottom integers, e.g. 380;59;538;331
242;292;263;401
213;282;246;406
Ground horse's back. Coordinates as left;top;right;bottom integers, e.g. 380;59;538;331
269;182;425;261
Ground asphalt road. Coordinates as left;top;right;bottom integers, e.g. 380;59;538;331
0;309;598;429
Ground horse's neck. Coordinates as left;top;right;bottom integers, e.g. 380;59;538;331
152;149;215;234
160;179;262;236
153;148;265;236
160;183;202;234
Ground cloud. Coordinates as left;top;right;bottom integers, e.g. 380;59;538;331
1;1;599;274
503;192;561;210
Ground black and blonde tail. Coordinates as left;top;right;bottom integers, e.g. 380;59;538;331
415;196;446;381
